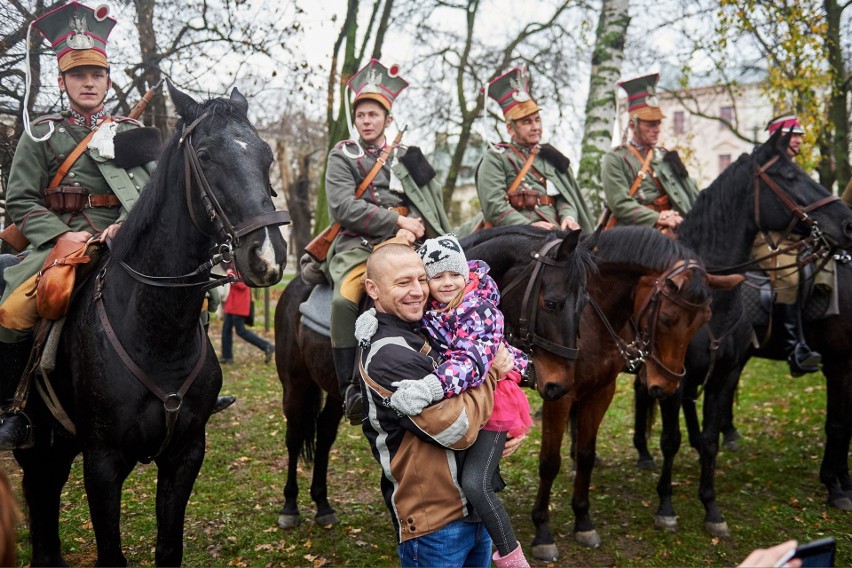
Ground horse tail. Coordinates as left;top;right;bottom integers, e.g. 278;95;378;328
297;383;323;465
0;468;19;567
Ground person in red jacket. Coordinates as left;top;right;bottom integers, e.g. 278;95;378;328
221;268;274;364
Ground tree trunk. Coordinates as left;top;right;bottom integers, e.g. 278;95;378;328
823;0;849;193
132;0;167;136
276;140;312;258
577;0;630;214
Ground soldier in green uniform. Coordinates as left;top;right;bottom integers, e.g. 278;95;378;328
324;59;451;423
752;115;821;375
601;73;698;232
476;67;593;232
0;2;184;449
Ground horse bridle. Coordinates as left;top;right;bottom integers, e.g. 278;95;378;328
93;111;290;460
500;238;583;379
609;259;710;385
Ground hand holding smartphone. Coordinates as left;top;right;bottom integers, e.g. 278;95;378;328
774;537;836;568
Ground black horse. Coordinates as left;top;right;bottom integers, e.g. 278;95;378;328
3;84;288;566
633;130;852;537
274;229;592;529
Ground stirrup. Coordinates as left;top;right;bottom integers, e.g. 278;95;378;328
0;410;35;450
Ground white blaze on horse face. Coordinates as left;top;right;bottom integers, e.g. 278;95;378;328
257;228;278;269
235;139;248;151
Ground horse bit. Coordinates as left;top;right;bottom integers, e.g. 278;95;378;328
93;111;290;461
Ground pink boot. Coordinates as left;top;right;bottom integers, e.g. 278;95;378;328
492;542;530;568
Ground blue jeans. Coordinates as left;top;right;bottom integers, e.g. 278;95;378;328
398;519;492;568
221;312;271;360
0;254;22;297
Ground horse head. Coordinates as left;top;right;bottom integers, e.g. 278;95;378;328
168;82;289;286
631;258;710;398
464;226;594;402
752;129;852;249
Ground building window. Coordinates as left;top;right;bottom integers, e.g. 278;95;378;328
719;106;734;130
673;111;685;134
718;154;732;174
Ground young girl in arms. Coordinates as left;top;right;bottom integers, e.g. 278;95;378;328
389;235;533;568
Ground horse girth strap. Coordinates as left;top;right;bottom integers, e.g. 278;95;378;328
96;290;208;459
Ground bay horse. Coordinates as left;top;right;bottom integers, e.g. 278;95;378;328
462;225;738;561
2;84;289;566
274;229;593;529
633;130;852;537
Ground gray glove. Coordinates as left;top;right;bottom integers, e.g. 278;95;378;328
390;375;444;416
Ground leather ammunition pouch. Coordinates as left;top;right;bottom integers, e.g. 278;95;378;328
43;186;89;214
42;186;121;214
505;189;554;210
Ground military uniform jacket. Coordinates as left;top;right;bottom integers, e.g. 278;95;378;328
601;144;699;227
476;142;593;232
0;114;154;335
324;139;452;282
359;311;474;543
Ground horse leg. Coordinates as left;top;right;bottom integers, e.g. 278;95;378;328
15;441;77;567
653;390;683;532
820;357;852;510
154;434;206;566
278;377;318;529
696;372;737;538
682;395;700;450
633;377;656;469
83;448;136;566
310;395;343;526
571;383;616;549
530;396;572;562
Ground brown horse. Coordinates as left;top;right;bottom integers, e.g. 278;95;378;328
274;228;593;529
462;226;740;561
0;467;19;567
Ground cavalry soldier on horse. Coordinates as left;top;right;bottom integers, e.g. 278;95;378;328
0;2;254;450
601;73;698;233
0;2;161;449
751;114;822;376
313;59;451;424
476;67;593;233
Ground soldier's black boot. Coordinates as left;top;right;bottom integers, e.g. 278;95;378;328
333;347;362;425
782;303;821;376
0;340;35;450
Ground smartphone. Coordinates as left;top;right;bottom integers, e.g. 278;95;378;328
775;537;837;568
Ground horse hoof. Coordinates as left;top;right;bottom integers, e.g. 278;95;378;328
826;496;852;511
531;543;559;562
277;513;300;529
722;440;740;452
704;521;730;538
575;529;601;548
314;511;340;526
654;515;678;532
636;457;657;470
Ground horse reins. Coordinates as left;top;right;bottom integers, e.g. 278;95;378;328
614;259;710;384
91;111;289;459
501;238;583;371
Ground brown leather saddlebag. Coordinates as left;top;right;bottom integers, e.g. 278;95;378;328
35;234;93;320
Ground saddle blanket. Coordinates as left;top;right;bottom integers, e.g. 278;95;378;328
299;284;332;338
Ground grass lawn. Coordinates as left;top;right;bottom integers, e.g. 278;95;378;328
3;312;849;566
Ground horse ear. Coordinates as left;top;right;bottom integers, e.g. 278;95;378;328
755;128;781;162
167;79;199;120
230;87;249;116
706;273;745;291
556;228;582;260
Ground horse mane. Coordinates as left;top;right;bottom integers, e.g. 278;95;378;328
461;225;595;292
110;96;255;262
592;226;710;303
